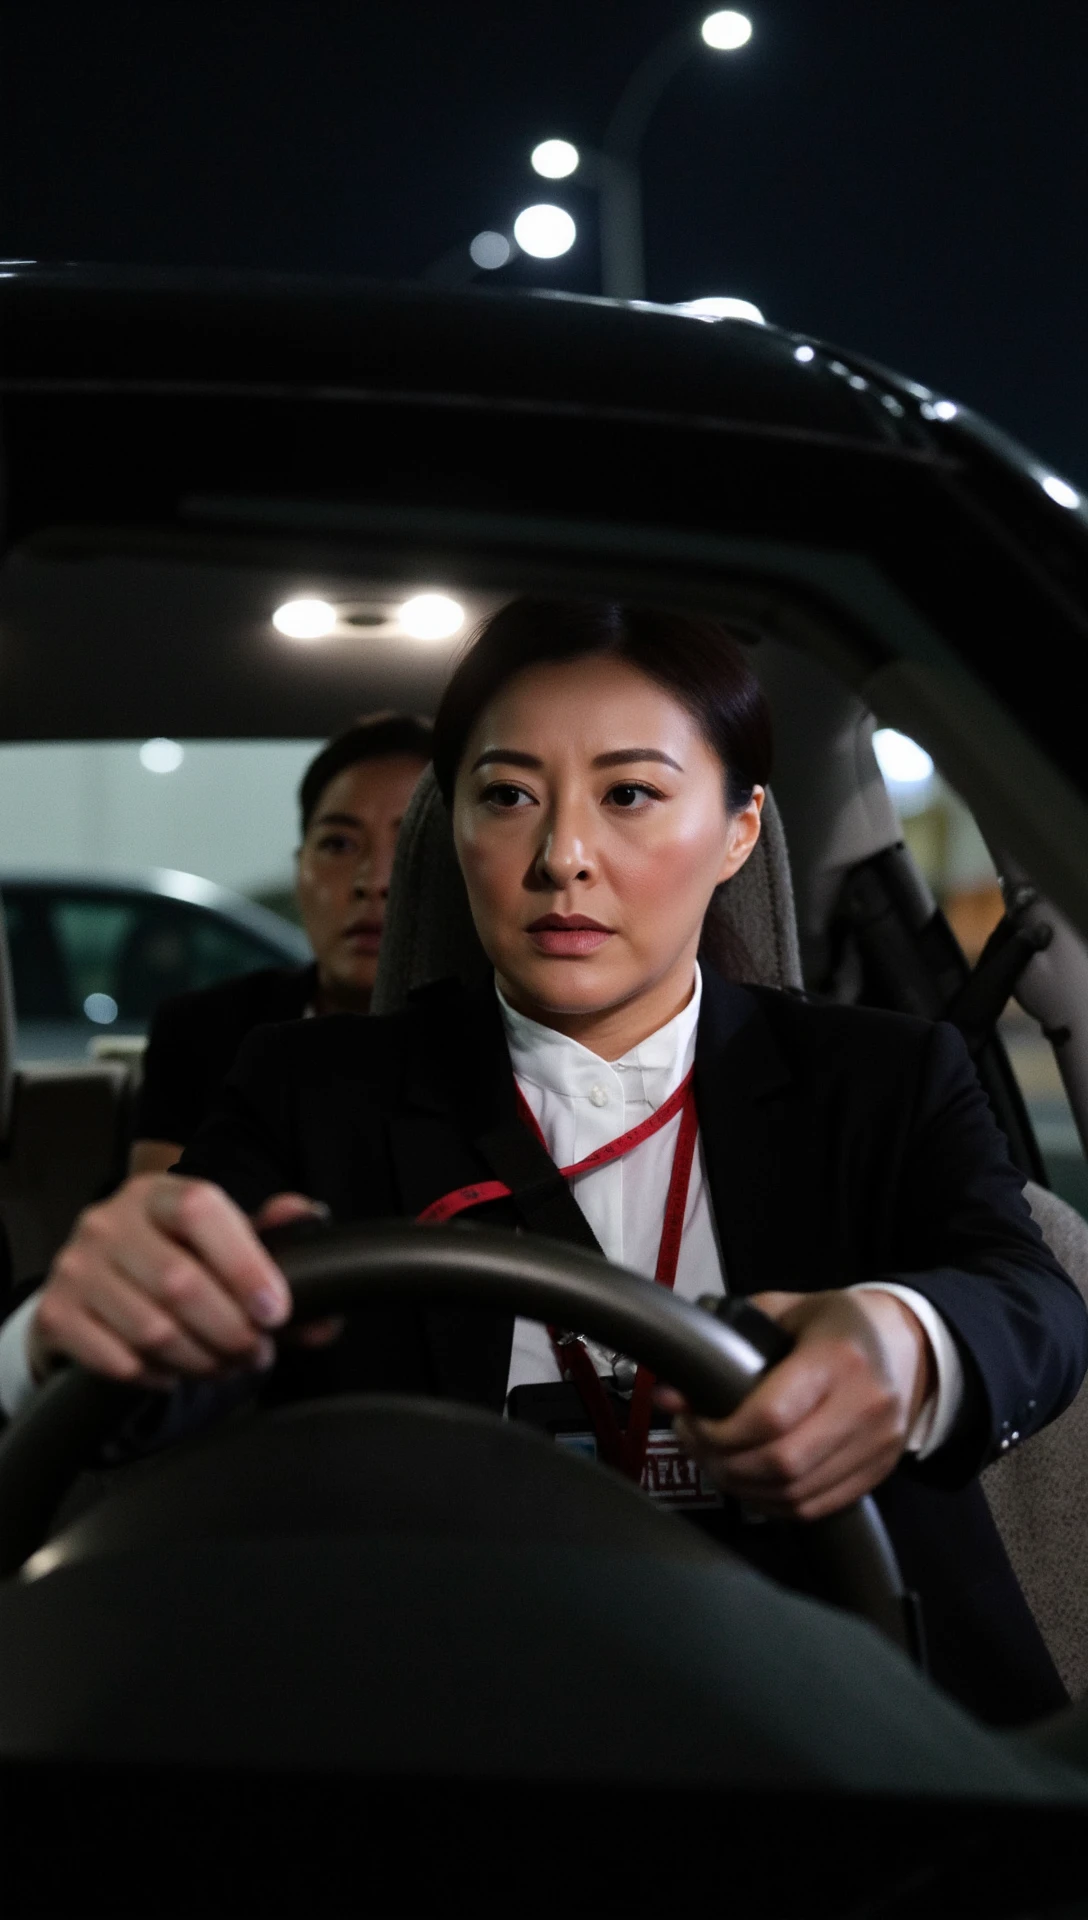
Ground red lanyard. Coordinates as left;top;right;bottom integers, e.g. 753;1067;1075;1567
417;1067;700;1484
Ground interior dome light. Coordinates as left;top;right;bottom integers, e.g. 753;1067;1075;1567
399;593;466;641
272;598;338;640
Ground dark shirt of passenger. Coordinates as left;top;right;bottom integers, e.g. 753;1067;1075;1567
134;965;317;1151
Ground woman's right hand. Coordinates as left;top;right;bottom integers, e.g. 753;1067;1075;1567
28;1175;301;1389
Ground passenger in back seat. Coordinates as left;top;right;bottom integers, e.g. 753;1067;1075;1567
128;713;431;1174
5;599;1088;1728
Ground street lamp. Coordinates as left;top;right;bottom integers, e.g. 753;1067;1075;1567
701;10;753;50
512;204;577;259
530;139;580;180
529;12;753;300
427;12;751;294
468;231;512;270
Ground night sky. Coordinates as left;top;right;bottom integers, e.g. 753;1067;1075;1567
2;0;1086;482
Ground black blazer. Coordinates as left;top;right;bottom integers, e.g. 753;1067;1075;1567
175;968;1088;1727
135;964;317;1148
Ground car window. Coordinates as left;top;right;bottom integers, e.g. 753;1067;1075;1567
0;739;317;1059
50;896;283;1022
2;887;291;1035
1;891;72;1019
893;761;1088;1218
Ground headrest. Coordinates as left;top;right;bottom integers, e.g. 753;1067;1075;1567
372;767;802;1015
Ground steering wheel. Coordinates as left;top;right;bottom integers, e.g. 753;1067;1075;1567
0;1221;917;1656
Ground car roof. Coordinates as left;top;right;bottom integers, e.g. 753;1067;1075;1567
0;265;900;440
3;264;1088;929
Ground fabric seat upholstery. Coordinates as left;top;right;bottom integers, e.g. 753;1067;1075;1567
373;766;1088;1698
983;1183;1088;1699
0;891;135;1292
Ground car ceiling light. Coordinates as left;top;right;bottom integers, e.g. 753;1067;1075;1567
531;139;580;180
701;10;753;51
84;992;119;1025
677;296;765;324
794;344;815;362
469;231;512;270
139;737;185;774
399;593;466;641
1041;473;1081;510
873;728;934;787
512;204;577;259
272;597;338;640
932;399;958;420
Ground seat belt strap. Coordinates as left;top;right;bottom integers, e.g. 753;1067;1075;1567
469;1115;604;1255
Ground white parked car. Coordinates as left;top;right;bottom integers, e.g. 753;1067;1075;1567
0;868;309;1061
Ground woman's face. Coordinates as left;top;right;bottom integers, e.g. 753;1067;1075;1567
453;655;763;1032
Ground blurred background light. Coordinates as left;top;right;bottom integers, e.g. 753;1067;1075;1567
794;344;815;362
1041;473;1081;509
272;597;338;640
701;10;753;50
530;139;580;179
398;593;465;640
84;992;119;1025
512;203;577;258
678;295;765;323
873;728;935;787
139;737;185;774
469;230;511;270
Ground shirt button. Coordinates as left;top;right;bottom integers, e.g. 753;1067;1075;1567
589;1085;609;1107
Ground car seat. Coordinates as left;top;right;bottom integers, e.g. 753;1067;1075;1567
0;891;134;1289
373;766;1088;1702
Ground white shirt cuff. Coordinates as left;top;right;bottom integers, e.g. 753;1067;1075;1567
0;1288;44;1419
849;1282;965;1460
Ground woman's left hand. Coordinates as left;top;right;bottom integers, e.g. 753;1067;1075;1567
657;1289;936;1521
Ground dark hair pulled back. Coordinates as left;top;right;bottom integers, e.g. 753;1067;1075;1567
432;599;772;808
299;711;433;836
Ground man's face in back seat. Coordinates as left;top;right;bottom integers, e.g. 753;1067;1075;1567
295;754;427;1012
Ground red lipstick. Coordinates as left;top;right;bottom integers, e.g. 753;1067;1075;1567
526;913;613;957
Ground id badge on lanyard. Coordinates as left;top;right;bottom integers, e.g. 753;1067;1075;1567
419;1065;704;1494
505;1382;723;1510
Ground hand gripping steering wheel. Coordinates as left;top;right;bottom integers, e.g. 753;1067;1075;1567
0;1222;919;1658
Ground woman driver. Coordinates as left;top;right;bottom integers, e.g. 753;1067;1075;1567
6;599;1086;1726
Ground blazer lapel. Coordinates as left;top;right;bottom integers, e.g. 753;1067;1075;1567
387;979;524;1409
386;978;520;1215
694;970;793;1298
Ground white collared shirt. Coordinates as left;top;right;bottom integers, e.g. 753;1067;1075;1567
499;966;962;1458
